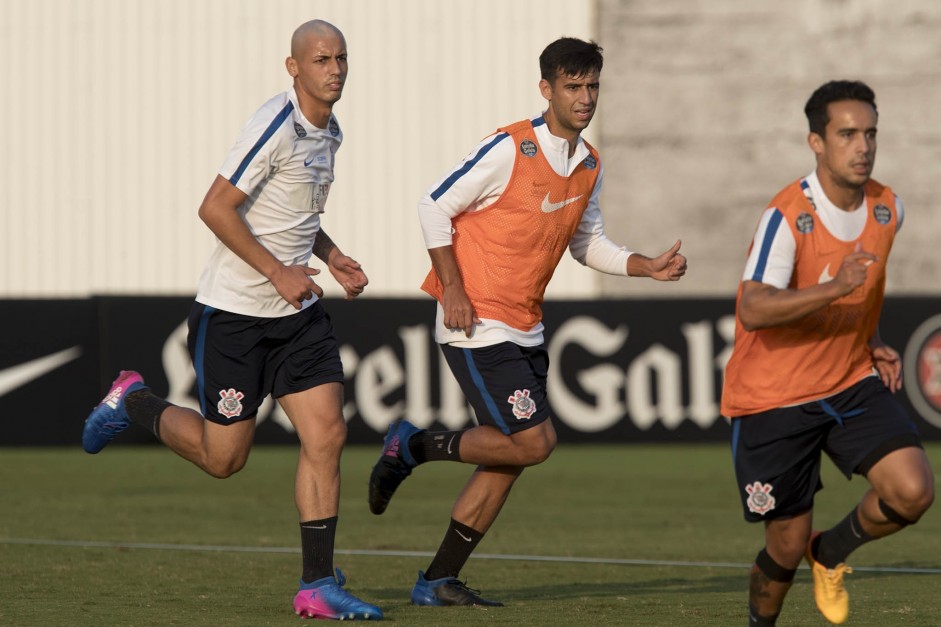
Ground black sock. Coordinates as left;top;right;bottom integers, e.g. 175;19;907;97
424;518;483;580
816;507;874;568
409;431;464;465
300;517;337;583
125;389;171;441
748;605;778;626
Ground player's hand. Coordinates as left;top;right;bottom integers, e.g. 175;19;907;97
833;244;878;296
327;253;368;301
647;240;687;281
442;284;480;337
271;265;323;309
871;343;903;392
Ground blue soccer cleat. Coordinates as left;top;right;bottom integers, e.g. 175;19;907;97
410;570;503;607
368;419;421;515
82;370;147;454
293;568;383;620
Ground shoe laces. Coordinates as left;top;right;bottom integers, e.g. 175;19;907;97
445;578;482;595
821;563;852;595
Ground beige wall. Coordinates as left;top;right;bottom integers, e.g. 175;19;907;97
0;0;597;298
2;0;938;300
597;0;941;297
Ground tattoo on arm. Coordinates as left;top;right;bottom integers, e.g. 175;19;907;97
312;229;337;263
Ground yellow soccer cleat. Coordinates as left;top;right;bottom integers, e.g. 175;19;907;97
806;534;853;624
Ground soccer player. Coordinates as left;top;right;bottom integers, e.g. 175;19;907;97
721;80;935;625
81;20;382;621
368;37;687;606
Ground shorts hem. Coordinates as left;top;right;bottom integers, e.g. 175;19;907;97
857;433;923;477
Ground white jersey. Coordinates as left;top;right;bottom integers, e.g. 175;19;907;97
742;170;904;288
196;87;342;318
417;114;632;347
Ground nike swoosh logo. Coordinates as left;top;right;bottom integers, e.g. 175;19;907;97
541;193;582;213
301;524;327;530
303;155;315;167
447;434;456;455
818;263;833;284
455;530;473;542
0;347;82;398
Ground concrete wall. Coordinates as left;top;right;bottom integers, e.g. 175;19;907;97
597;0;941;296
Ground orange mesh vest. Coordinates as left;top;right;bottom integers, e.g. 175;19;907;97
421;119;601;331
721;178;898;417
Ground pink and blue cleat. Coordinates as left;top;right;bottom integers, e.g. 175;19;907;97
82;370;147;454
293;568;383;620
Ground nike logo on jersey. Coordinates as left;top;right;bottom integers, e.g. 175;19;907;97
0;346;82;398
541;193;582;213
818;264;833;284
303;154;315;167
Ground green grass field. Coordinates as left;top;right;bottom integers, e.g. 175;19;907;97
1;443;939;626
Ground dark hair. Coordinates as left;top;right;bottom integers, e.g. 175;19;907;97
804;80;877;136
539;37;603;82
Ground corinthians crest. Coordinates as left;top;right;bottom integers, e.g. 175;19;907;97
745;481;776;515
217;388;245;419
507;389;536;420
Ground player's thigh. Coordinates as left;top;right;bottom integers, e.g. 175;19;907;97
441;342;550;436
866;446;934;505
277;382;347;450
825;377;924;479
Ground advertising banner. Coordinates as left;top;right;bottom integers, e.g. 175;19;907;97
2;297;939;445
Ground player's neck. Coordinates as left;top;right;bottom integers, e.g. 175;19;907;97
543;112;580;158
816;169;865;212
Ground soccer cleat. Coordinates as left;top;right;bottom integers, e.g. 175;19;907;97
293;568;383;620
410;570;503;607
82;370;147;454
368;419;421;515
806;531;852;624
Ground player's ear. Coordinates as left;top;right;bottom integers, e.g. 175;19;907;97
285;56;298;78
539;78;552;102
807;132;824;157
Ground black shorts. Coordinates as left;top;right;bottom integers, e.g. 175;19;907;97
441;342;550;435
731;376;922;522
187;301;343;425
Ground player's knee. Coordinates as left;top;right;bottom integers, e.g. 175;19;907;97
202;453;249;479
520;428;556;466
880;491;933;527
768;535;807;566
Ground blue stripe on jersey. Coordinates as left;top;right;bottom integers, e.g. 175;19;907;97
532;115;546;128
751;209;784;283
799;178;816;211
461;348;510;435
430;132;509;201
193;305;216;416
228;101;295;186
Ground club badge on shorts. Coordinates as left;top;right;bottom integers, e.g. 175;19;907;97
745;481;776;515
218;388;245;419
508;389;536;420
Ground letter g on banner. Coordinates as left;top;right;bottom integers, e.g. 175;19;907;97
548;317;628;432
